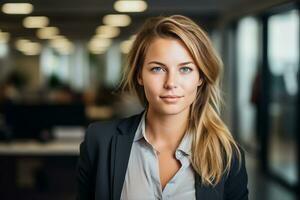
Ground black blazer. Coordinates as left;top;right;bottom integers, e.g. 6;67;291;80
76;112;248;200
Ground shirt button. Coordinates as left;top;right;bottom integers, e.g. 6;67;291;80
176;151;182;159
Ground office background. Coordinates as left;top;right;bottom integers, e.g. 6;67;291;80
0;0;299;199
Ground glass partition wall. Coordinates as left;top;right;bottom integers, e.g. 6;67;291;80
235;6;299;195
267;9;299;187
236;17;261;153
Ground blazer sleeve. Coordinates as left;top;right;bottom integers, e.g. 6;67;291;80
224;148;249;200
76;124;95;200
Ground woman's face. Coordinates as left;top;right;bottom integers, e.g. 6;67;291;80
138;37;202;116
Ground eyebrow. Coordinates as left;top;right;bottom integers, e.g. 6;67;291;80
147;61;195;66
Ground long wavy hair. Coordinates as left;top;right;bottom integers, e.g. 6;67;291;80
121;15;241;186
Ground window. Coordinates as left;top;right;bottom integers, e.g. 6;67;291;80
236;17;261;150
267;9;299;185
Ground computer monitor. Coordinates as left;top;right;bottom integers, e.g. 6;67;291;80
3;103;86;139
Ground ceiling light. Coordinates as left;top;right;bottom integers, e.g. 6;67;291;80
89;37;112;49
23;50;40;56
103;14;131;27
120;40;134;54
130;34;136;41
55;44;74;55
114;0;147;12
50;37;74;55
120;34;136;54
15;40;41;55
16;40;41;52
23;16;49;28
88;37;112;54
50;35;68;43
15;39;31;50
50;39;71;49
2;3;33;14
96;25;120;38
0;32;10;43
37;27;59;39
88;42;108;54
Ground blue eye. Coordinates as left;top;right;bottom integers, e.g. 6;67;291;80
151;66;165;73
180;66;192;73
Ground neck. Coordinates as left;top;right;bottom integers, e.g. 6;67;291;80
145;107;190;152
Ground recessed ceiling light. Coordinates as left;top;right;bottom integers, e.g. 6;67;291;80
0;32;10;43
50;35;68;42
114;0;147;12
15;39;31;50
130;34;136;41
89;38;111;47
49;37;74;55
2;3;33;14
88;37;111;52
23;16;49;28
96;25;120;38
120;40;134;54
23;51;40;56
103;14;131;27
50;38;70;48
37;27;59;39
120;34;136;54
15;40;41;55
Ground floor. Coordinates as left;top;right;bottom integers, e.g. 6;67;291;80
246;152;296;200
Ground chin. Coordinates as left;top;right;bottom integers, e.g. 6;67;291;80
153;104;190;116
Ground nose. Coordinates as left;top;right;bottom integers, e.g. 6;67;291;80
164;71;178;89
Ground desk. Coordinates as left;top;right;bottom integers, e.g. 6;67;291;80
0;140;81;199
0;139;82;156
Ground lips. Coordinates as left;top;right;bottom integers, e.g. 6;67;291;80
160;95;182;98
160;95;183;103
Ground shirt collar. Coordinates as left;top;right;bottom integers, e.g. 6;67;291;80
177;131;193;156
133;111;146;142
133;111;193;156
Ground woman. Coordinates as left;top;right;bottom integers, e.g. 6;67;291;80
77;15;248;200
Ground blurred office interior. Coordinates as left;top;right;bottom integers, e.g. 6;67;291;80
0;0;299;199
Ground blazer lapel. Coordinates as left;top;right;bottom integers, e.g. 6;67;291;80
111;112;144;200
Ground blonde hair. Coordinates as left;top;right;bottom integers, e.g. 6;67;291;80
121;15;241;186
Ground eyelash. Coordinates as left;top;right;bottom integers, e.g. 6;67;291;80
150;66;193;73
180;66;193;73
151;66;165;72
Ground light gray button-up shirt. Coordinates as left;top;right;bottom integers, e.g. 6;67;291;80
120;112;196;200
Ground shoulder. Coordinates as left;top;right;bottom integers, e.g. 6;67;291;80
85;119;121;141
84;111;144;144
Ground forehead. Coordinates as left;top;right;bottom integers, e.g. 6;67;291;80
144;37;194;64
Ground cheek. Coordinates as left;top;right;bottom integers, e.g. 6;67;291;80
143;73;162;90
142;79;160;100
182;78;200;95
188;87;198;101
182;81;200;104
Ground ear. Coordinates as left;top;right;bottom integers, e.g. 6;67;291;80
197;78;203;87
137;72;143;86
